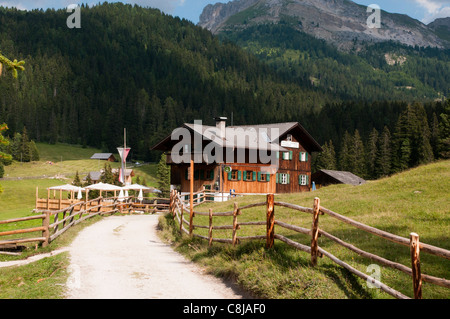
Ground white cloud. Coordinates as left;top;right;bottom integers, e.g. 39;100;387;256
0;1;187;13
127;0;186;13
0;1;27;10
414;0;450;23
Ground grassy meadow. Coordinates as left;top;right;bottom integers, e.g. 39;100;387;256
159;160;450;299
0;142;448;299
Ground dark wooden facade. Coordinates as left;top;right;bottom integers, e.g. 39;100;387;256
275;133;311;194
152;120;322;195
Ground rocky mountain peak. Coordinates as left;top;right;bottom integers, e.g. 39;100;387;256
199;0;449;50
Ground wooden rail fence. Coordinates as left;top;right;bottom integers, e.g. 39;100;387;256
169;190;450;299
0;197;170;250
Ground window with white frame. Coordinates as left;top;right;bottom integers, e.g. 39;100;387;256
300;152;307;162
280;173;289;185
282;151;293;160
300;174;307;186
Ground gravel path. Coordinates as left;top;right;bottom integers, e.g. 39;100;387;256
65;214;244;299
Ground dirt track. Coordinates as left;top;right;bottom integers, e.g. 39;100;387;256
65;214;244;299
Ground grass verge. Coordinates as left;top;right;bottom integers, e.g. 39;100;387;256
157;160;450;299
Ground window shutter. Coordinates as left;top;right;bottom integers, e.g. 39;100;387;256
289;151;293;160
266;174;270;182
228;171;232;180
253;171;257;181
276;173;279;184
305;152;308;162
306;175;309;186
210;170;214;180
298;175;301;185
185;169;188;180
243;171;247;181
276;152;279;159
257;172;261;181
287;174;290;184
237;171;241;181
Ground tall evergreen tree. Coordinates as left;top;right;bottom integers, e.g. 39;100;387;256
315;140;337;171
376;126;392;177
350;129;366;178
29;140;40;161
339;131;352;171
157;153;171;198
366;128;379;179
20;127;31;162
100;163;115;184
438;100;450;159
72;171;82;187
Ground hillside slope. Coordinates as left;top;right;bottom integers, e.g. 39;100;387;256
162;160;450;299
0;3;334;161
199;0;450;100
199;0;450;49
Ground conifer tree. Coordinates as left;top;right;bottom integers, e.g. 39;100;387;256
73;171;82;187
100;163;115;184
339;131;352;171
438;100;450;159
350;129;366;178
20;127;31;162
376;126;392;177
366;128;379;179
316;140;336;171
157;153;171;198
29;140;40;161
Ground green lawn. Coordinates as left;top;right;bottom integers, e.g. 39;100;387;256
159;160;450;299
0;143;158;220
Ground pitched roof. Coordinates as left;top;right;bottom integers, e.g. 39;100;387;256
91;153;115;160
152;122;322;153
111;168;134;177
313;169;366;186
84;171;102;181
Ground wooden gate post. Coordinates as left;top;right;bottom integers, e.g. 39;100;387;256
180;202;184;233
266;194;275;249
42;211;50;247
311;197;320;266
189;159;194;235
169;190;174;217
410;232;422;299
209;208;213;247
232;202;239;246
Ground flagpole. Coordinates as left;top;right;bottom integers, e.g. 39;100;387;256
124;128;126;185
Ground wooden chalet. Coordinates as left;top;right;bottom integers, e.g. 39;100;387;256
84;169;134;185
152;117;322;198
90;153;117;162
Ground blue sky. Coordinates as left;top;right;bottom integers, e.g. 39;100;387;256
0;0;449;24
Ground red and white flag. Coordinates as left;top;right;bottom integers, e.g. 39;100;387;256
117;147;131;163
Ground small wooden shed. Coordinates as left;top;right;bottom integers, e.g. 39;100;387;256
311;169;366;188
90;153;117;162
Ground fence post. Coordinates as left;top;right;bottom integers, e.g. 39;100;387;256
209;208;213;247
169;190;174;217
266;194;275;249
311;197;320;266
42;212;50;247
232;202;239;246
180;202;184;234
410;232;422;299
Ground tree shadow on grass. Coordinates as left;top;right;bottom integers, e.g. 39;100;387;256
320;264;374;299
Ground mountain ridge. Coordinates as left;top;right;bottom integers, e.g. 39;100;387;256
199;0;450;50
